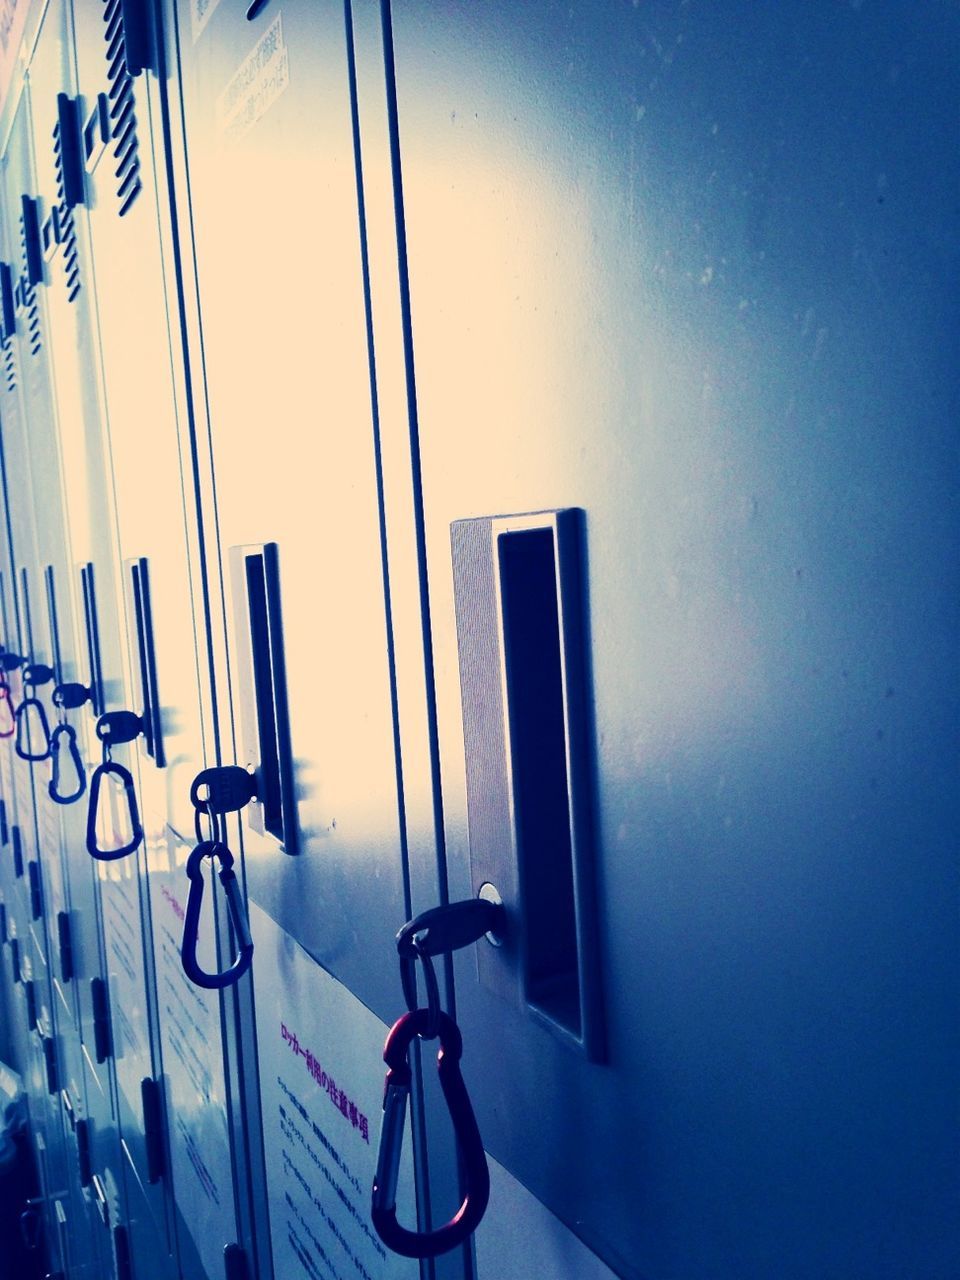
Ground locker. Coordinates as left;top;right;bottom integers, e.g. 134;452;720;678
352;3;960;1278
0;101;79;1277
19;3;144;1273
0;3;953;1279
162;1;458;1275
68;0;256;1274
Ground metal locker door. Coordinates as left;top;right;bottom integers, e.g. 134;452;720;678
354;4;960;1280
0;97;79;1276
164;1;445;1277
0;24;171;1280
22;5;142;1274
70;3;243;1277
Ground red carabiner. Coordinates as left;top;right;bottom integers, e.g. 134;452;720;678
371;1008;490;1258
0;680;14;738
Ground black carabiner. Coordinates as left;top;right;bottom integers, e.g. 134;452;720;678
49;723;86;805
181;840;254;989
372;1008;490;1259
85;760;143;860
14;696;51;762
0;680;14;738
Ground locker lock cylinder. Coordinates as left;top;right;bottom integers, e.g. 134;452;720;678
396;896;506;1040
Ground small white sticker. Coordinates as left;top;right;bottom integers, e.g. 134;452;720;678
191;0;224;43
216;14;290;147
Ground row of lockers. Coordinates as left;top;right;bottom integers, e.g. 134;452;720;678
0;2;956;1280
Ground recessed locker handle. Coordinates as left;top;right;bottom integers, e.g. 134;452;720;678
0;902;6;943
57;912;74;982
43;1036;59;1094
236;544;298;853
494;511;603;1059
114;1224;132;1280
11;824;23;877
140;1077;165;1184
76;1119;92;1187
91;977;113;1063
19;1205;40;1250
24;979;37;1030
120;0;155;77
223;1243;249;1280
44;567;64;686
129;559;163;765
56;95;86;209
28;861;43;921
0;261;15;336
80;564;105;717
9;937;20;983
20;196;43;286
0;799;7;844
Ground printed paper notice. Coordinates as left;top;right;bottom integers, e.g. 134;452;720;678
216;14;289;146
191;0;224;42
250;901;418;1280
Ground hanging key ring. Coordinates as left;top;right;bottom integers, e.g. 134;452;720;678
372;1008;490;1258
180;839;254;989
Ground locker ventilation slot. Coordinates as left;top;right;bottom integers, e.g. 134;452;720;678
2;335;17;392
102;0;143;216
53;97;84;302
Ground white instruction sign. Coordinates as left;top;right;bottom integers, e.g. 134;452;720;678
216;14;289;146
250;901;417;1280
191;0;224;43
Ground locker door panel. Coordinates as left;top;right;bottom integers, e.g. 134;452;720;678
170;0;416;1019
71;3;243;1274
364;4;960;1279
0;94;76;1277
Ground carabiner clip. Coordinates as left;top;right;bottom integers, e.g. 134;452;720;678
49;723;86;805
85;760;143;860
372;1008;490;1258
180;840;254;989
0;680;15;738
14;696;51;762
